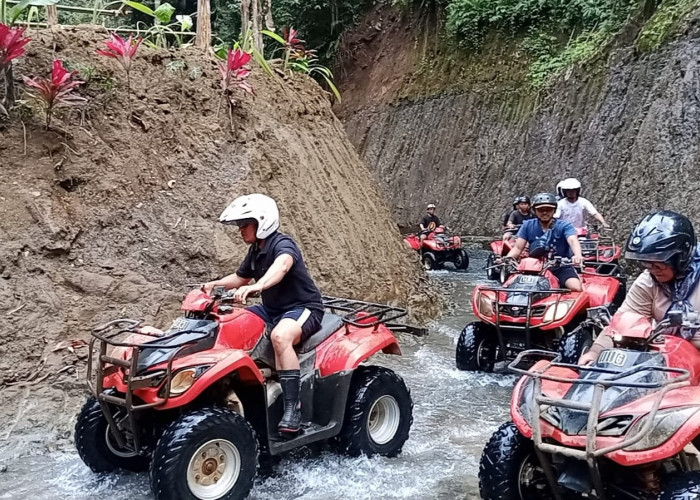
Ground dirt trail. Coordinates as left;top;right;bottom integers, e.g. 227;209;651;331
0;26;438;460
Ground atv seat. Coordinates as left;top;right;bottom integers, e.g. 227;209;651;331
296;313;344;354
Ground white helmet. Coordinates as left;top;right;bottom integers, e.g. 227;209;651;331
219;194;280;239
559;178;582;194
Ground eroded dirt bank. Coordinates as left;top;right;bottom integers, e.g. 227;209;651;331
337;5;700;235
0;26;438;459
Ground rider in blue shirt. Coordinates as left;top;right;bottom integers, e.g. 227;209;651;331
506;192;584;291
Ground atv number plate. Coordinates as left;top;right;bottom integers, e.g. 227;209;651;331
170;317;189;331
598;350;628;367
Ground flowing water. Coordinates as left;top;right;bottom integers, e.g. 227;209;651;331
1;259;516;500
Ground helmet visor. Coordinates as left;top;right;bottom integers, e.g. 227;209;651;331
625;248;679;263
222;217;256;228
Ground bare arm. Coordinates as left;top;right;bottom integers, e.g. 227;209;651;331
234;254;294;303
566;234;584;265
594;212;609;227
506;237;527;259
204;273;251;294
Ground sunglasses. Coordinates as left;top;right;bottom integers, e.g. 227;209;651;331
639;261;670;272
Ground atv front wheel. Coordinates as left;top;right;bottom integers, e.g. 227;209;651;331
456;322;498;372
335;366;413;457
454;249;470;270
659;471;700;499
486;254;499;281
479;421;553;500
75;396;150;473
150;407;258;500
422;252;438;270
558;325;593;365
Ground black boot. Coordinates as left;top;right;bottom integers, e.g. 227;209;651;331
278;370;301;435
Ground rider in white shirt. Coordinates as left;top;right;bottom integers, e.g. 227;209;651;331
554;178;609;229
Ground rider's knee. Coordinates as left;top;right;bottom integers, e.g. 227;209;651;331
270;330;292;350
567;279;583;292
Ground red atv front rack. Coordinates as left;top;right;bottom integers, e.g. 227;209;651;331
86;319;211;453
509;350;690;500
476;286;571;361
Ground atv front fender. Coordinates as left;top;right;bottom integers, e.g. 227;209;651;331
313;325;401;377
156;350;263;410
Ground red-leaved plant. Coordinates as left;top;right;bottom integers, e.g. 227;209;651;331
0;23;31;115
23;60;85;129
96;33;142;111
218;48;254;97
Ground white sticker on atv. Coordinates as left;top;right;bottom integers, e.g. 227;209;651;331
519;276;537;283
598;350;627;367
170;317;188;331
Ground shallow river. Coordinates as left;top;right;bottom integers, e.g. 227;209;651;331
2;261;517;500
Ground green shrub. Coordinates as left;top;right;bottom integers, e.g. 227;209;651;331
636;0;699;52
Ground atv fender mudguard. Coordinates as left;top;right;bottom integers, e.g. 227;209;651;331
157;350;263;410
313;325;401;377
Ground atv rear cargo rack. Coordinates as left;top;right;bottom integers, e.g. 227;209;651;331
509;350;691;500
86;319;212;453
322;296;427;336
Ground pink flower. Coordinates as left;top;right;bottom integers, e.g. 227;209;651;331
218;49;254;97
96;33;142;73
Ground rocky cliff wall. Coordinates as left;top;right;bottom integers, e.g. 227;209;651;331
338;6;700;236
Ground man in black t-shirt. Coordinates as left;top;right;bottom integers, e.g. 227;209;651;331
420;203;444;240
503;196;534;241
204;194;323;435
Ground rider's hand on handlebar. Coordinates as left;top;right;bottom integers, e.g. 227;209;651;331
233;283;263;304
578;350;597;366
202;282;217;296
572;254;584;266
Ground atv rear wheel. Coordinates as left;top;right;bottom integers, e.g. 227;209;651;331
479;421;553;500
456;322;498;372
486;254;499;281
75;396;150;473
558;325;593;365
422;252;438;270
150;407;258;500
454;249;470;270
336;366;413;457
659;471;700;499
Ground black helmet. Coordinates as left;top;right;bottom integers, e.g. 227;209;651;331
531;193;558;209
515;196;531;205
512;196;520;209
625;211;696;275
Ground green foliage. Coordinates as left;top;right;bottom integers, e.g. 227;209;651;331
122;0;193;48
525;27;611;87
1;0;57;25
636;0;699;52
445;0;640;49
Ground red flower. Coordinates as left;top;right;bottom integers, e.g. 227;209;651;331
0;23;31;69
96;33;142;73
218;49;254;97
282;27;305;51
23;60;85;127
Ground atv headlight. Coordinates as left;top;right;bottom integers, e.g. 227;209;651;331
542;300;574;324
603;248;614;258
624;407;700;451
167;365;211;396
517;377;536;427
478;294;494;317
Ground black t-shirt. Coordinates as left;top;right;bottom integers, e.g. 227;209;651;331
420;214;442;231
236;231;323;318
508;210;535;226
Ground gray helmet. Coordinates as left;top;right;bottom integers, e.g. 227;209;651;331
626;211;696;275
531;193;558;210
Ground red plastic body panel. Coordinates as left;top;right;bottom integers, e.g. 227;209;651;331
511;336;700;466
314;323;400;377
403;229;462;253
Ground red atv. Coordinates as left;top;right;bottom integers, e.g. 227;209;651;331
456;257;625;372
485;225;529;282
404;227;469;271
480;309;700;500
75;290;420;500
578;225;622;264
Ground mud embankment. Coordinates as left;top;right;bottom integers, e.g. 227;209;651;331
337;5;700;236
0;26;438;459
